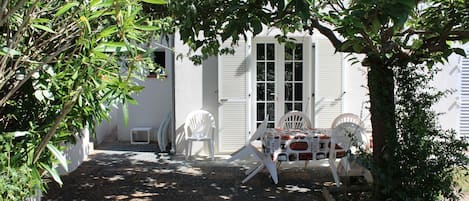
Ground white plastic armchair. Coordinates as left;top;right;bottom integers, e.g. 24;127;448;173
227;115;278;184
184;110;216;160
328;121;368;187
278;111;312;130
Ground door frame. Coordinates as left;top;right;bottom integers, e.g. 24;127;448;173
249;36;313;131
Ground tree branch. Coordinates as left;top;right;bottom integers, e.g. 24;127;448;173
310;19;344;50
0;0;30;27
32;87;82;163
0;0;38;74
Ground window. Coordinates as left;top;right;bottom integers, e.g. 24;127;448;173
148;51;167;78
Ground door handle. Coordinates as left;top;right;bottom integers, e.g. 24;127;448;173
220;98;228;102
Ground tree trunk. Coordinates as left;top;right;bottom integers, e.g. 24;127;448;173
367;60;397;200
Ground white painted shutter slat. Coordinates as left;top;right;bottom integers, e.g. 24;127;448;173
459;49;469;137
314;38;343;128
218;39;248;153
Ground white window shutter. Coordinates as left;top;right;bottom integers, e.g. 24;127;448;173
459;49;469;137
218;39;248;153
314;38;343;128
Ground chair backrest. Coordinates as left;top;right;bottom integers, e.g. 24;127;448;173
184;110;216;139
249;115;269;142
331;113;364;129
157;112;171;151
278;111;312;130
331;122;367;152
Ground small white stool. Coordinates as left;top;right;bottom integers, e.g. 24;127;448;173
130;127;152;144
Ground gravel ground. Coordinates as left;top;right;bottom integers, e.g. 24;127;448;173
42;142;336;201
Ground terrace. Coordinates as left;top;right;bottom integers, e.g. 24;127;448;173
43;141;368;201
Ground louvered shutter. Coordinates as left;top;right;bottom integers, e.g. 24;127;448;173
314;38;343;128
460;49;469;137
218;39;248;153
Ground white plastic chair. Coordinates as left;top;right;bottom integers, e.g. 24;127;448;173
184;110;216;160
328;121;368;187
277;110;312;130
157;112;171;152
330;113;364;129
227;116;278;184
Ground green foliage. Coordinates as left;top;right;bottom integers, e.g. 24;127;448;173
0;0;172;199
0;133;41;200
0;164;40;200
391;63;469;201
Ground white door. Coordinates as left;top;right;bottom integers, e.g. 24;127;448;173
252;37;313;129
218;39;249;153
314;38;343;128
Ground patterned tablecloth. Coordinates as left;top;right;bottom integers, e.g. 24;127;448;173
263;128;345;162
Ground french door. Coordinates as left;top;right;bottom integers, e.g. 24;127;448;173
253;38;312;128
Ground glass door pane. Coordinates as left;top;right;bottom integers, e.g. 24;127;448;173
284;44;304;113
256;43;276;128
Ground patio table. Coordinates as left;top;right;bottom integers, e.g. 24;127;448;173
262;128;345;162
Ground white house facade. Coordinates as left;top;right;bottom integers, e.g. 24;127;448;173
91;29;467;157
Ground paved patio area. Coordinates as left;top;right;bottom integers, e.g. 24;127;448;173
42;142;341;201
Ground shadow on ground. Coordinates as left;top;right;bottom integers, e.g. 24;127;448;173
43;143;336;201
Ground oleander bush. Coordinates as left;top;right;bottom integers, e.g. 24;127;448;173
0;0;171;199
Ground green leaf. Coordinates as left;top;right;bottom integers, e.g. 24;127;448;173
98;26;118;38
42;164;63;186
90;0;102;7
140;0;166;5
91;0;113;9
252;18;263;35
34;90;45;102
127;97;138;105
71;69;79;80
130;85;145;92
453;48;467;57
55;2;80;17
32;18;51;23
411;39;423;49
93;42;128;52
294;0;310;19
371;18;380;32
46;143;68;172
0;46;21;56
352;42;363;52
88;10;107;20
31;24;56;33
134;25;159;31
80;16;92;33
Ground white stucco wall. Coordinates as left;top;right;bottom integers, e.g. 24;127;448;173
432;50;464;132
117;37;175;142
58;127;90;175
94;107;119;145
174;31;204;154
342;54;372;129
116;76;173;142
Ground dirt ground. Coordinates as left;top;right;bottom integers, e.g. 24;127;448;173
42;143;337;201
